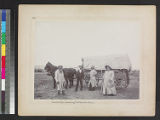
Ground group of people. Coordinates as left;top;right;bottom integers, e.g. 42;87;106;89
54;65;117;96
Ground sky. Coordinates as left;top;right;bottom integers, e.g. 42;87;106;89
35;20;141;70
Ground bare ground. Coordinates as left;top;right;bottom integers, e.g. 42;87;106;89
34;72;139;99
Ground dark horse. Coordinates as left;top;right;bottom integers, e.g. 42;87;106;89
44;62;76;89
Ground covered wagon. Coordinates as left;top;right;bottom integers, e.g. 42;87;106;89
82;54;132;88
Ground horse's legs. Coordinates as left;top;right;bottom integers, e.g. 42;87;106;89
53;79;56;89
69;79;72;88
71;79;74;87
67;78;71;88
71;75;75;87
66;77;72;88
65;79;68;89
51;76;56;89
70;77;74;88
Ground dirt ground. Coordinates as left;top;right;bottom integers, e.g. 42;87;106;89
34;71;139;99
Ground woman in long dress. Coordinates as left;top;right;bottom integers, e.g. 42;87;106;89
102;65;117;96
88;66;97;91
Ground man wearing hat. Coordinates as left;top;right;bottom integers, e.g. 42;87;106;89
55;65;66;95
75;65;84;91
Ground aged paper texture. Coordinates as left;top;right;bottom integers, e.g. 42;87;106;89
18;5;156;116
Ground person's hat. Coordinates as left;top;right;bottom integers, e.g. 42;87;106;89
58;65;63;69
91;66;95;69
105;65;112;70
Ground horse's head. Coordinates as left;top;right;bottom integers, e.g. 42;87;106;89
44;62;58;74
44;62;51;72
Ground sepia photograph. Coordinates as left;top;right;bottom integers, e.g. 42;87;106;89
34;20;140;100
18;5;156;116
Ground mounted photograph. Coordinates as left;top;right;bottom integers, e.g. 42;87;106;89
18;5;156;116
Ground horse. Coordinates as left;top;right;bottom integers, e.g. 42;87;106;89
44;62;76;89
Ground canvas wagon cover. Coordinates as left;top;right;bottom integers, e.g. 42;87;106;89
82;54;132;71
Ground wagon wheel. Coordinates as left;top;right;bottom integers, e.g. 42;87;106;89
84;74;88;80
115;79;121;88
120;79;128;88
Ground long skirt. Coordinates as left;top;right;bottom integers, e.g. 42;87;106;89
102;80;116;95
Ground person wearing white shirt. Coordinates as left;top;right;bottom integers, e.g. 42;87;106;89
55;65;66;95
88;66;97;91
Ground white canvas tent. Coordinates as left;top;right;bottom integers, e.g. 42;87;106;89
82;54;132;71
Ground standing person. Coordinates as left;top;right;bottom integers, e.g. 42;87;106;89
102;65;117;96
88;66;97;91
55;65;66;95
75;65;84;91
